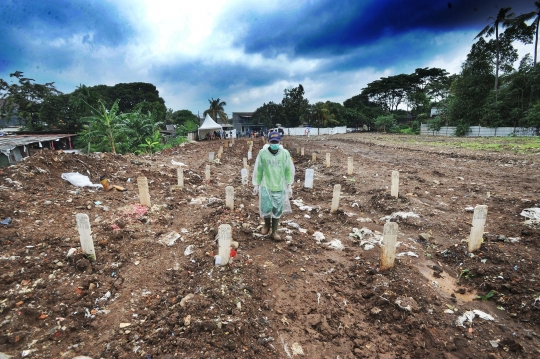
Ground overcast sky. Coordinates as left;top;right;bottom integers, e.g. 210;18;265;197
0;0;535;115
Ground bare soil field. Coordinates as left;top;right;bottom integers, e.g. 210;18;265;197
0;133;539;359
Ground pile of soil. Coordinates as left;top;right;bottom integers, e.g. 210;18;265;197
0;133;539;359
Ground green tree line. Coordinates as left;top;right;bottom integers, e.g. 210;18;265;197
0;72;200;153
252;4;540;135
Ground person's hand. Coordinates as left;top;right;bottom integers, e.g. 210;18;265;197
253;185;259;196
287;184;292;198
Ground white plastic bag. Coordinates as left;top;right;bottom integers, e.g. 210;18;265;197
61;173;102;188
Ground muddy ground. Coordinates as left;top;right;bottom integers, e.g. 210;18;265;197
0;133;539;359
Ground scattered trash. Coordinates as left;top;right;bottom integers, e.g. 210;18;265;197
119;323;131;328
397;251;419;258
379;212;419;222
349;227;382;250
21;350;37;358
507;237;521;243
520;208;540;225
313;231;325;243
395;297;419;312
356;217;372;222
215;256;222;265
0;352;13;359
456;310;495;327
158;231;181;247
230;248;237;258
94;201;102;205
490;340;499;348
291;199;314;211
66;248;78;258
61;173;103;188
324;239;344;250
184;245;195;256
465;206;475;212
0;217;11;226
171;159;187;166
291;343;304;356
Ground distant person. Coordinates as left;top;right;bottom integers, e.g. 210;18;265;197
252;131;295;241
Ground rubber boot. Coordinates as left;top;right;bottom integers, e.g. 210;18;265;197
272;218;281;241
261;218;271;235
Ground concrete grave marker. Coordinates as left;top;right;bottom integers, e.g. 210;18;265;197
177;167;184;187
225;186;234;210
205;165;211;182
209;152;214;161
305;169;314;188
248;151;252;160
468;205;488;252
76;213;96;261
391;171;399;198
296;147;300;155
331;184;341;213
301;147;304;156
347;157;353;175
312;153;316;162
137;176;151;207
217;224;232;265
241;168;248;185
243;158;248;169
380;222;398;270
326;153;330;168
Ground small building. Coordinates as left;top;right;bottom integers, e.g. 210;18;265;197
0;134;75;167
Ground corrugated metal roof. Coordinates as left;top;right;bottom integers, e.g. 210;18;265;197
0;134;73;151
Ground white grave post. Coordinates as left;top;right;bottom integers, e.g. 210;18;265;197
248;151;252;160
217;146;223;159
347;157;353;175
137;176;151;207
301;147;305;156
243;158;248;169
331;184;341;213
326;153;331;168
217;224;232;265
76;213;96;261
296;147;300;155
229;141;232;147
468;205;488;252
225;186;234;210
380;222;398;271
241;168;248;185
209;152;215;161
305;169;314;188
312;153;316;162
205;165;211;182
177;167;184;187
391;171;399;198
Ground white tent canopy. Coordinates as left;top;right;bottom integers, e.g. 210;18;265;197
198;114;222;139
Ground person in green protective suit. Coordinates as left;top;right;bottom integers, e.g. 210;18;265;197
252;130;295;240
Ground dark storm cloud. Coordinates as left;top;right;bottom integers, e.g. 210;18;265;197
234;0;534;58
0;0;134;72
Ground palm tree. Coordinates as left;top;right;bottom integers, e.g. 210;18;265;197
203;98;228;123
517;1;540;66
475;7;516;97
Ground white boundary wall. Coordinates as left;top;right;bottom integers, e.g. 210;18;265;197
281;126;347;136
420;124;538;137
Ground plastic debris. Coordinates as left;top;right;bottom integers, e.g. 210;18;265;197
158;231;181;246
456;310;494;327
61;173;103;188
230;248;237;258
324;239;344;250
0;353;14;359
397;251;419;258
349;227;382;250
66;248;78;258
291;343;304;355
171;159;187;166
313;231;325;243
379;211;419;222
521;208;540;226
465;206;475;212
291;199;314;211
0;217;11;225
184;245;195;256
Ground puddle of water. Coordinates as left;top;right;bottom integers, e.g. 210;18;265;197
418;264;477;303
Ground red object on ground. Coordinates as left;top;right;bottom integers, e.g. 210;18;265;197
230;248;237;258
